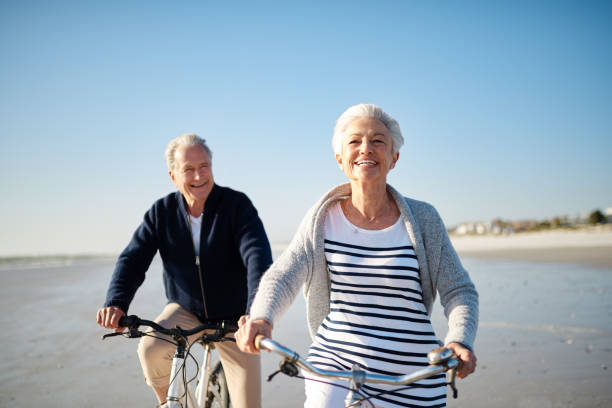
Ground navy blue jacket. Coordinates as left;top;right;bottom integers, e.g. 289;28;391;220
104;184;273;323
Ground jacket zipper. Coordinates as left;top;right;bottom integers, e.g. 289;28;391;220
187;214;209;319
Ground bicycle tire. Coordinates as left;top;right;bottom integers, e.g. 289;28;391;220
204;361;230;408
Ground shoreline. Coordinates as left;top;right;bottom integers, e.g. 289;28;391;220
2;229;611;270
457;246;612;269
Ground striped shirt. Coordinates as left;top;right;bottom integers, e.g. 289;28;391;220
307;202;447;408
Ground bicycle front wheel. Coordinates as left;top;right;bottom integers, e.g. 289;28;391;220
205;361;230;408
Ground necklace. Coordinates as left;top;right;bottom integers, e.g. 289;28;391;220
342;196;398;230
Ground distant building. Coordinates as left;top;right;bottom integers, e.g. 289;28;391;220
452;221;513;235
450;209;607;235
512;220;538;232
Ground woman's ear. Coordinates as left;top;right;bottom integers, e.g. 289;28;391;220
390;151;399;169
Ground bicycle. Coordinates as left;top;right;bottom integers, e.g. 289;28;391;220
255;335;460;408
102;314;237;408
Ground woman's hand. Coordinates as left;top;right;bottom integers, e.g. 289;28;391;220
235;315;273;354
446;342;477;378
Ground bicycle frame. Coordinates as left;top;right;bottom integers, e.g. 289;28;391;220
256;336;459;408
103;315;233;408
160;336;229;408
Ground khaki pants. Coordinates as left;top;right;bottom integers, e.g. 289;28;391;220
137;303;261;408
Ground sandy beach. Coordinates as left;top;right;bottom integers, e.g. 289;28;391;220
1;229;611;407
452;228;612;269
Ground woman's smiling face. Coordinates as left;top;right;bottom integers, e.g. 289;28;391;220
336;117;399;185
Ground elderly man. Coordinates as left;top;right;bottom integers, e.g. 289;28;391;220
97;133;272;408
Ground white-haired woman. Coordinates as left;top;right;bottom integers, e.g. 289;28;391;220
236;104;478;408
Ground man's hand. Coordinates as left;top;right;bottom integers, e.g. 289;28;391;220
446;342;477;378
235;315;273;354
96;306;126;333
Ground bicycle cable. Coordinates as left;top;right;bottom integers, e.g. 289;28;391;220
138;331;180;347
304;375;375;408
264;357;451;408
351;384;417;407
265;363;375;408
107;319;237;408
348;375;452;407
180;330;233;407
140;331;194;407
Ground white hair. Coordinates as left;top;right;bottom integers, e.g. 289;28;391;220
332;104;404;155
165;133;212;171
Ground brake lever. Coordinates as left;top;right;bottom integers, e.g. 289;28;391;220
280;359;299;377
102;332;124;340
448;366;458;399
266;359;299;382
102;327;143;340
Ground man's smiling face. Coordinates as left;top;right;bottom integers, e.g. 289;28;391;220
169;144;214;208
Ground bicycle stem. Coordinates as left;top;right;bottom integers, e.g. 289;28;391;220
345;364;366;407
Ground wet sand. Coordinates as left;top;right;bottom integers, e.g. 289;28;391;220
452;229;612;269
1;233;611;407
457;246;612;269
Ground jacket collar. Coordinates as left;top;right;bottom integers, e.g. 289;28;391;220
176;183;221;218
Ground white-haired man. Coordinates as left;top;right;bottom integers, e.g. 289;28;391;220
97;134;272;408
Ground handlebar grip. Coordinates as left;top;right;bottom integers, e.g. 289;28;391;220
222;321;239;332
118;315;138;327
254;334;267;351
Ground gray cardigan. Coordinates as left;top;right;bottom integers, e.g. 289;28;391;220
249;183;479;350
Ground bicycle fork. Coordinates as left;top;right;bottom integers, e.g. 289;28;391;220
195;343;213;407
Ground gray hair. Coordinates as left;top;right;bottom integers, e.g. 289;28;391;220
165;133;213;171
332;104;404;155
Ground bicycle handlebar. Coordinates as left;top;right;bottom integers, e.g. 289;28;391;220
102;314;238;340
255;335;459;387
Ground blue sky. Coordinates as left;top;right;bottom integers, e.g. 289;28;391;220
1;1;611;256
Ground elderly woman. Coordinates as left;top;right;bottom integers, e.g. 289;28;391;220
236;104;478;408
